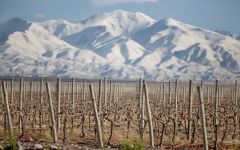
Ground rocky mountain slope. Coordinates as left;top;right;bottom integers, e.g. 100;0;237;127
0;10;240;80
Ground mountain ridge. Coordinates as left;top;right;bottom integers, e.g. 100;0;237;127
0;10;240;80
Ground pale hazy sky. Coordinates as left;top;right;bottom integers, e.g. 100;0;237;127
0;0;239;34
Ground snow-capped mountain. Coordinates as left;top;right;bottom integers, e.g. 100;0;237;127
38;19;84;38
80;10;156;36
92;36;149;64
0;10;240;80
133;18;240;76
0;18;107;77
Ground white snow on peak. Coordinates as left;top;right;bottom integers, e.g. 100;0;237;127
81;9;156;36
38;19;84;38
0;17;31;45
0;10;240;80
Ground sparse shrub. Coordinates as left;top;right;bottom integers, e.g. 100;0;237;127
121;140;144;150
4;137;16;150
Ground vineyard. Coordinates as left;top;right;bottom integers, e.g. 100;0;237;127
0;77;240;149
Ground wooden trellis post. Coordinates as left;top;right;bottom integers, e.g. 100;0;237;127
2;81;13;141
30;81;33;101
168;81;171;104
98;79;102;112
139;78;144;139
207;86;209;103
188;80;193;140
10;78;14;104
67;83;70;102
214;80;219;150
103;77;107;107
197;86;208;150
82;82;86;102
214;80;219;125
163;83;165;103
19;77;23;132
89;84;104;148
39;77;43;132
143;80;154;147
46;82;58;143
57;78;61;134
234;80;238;105
76;82;79;100
72;78;75;109
172;79;178;143
112;82;116;103
109;80;112;103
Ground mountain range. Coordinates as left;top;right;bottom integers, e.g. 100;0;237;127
0;10;240;80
